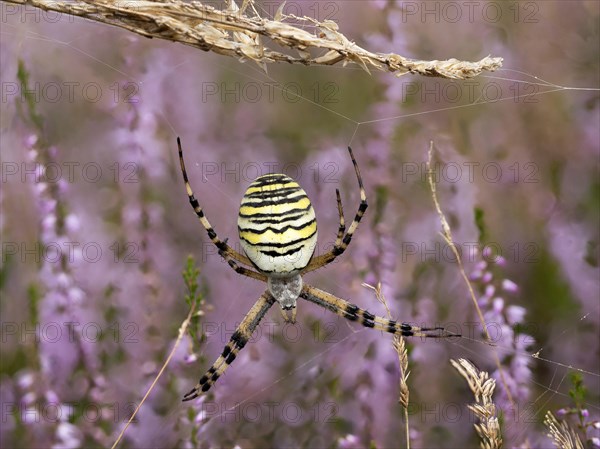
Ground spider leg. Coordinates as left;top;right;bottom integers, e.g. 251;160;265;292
178;137;266;282
220;251;267;282
302;147;367;274
183;291;276;401
300;284;458;338
334;188;345;248
279;305;297;324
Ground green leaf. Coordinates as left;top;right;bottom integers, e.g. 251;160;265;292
17;60;44;131
182;255;204;348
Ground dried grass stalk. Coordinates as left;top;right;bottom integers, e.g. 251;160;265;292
392;335;410;410
5;0;502;79
427;142;515;409
451;358;503;449
363;282;411;448
544;411;584;449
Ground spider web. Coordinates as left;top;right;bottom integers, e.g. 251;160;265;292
1;1;599;448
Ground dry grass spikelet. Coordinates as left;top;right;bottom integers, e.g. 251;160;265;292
5;0;503;80
363;282;412;448
451;358;503;449
544;411;584;449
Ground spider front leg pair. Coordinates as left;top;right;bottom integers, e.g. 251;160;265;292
301;146;368;274
178;137;267;283
178;137;456;401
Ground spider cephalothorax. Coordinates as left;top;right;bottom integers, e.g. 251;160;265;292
177;137;454;401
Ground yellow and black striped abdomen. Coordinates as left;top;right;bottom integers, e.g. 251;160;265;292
238;174;317;275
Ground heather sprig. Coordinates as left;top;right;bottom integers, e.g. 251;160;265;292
112;255;205;449
180;255;210;448
469;245;534;444
17;61;95;449
182;255;206;358
552;373;600;448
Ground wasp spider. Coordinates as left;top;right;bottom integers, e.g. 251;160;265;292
178;138;455;401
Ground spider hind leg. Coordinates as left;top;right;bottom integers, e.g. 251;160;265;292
183;292;275;401
183;331;247;401
301;284;459;339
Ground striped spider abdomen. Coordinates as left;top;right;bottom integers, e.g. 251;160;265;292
238;174;318;275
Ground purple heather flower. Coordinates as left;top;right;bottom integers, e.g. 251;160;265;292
338;434;360;449
42;214;57;230
17;371;35;390
371;0;387;9
493;297;504;314
35;164;44;180
45;389;60;405
484;284;496;298
21;406;39;424
506;305;526;326
193;397;210;424
21;392;36;407
475;260;488;271
67;287;84;305
482;271;494;283
56;273;71;289
142;361;158;375
40;198;57;215
64;214;80;233
25;134;38;147
52;422;82;449
495;255;507;266
183;353;198;364
57;179;69;194
502;279;519;293
478;296;488;308
482;246;493;259
469;268;483;280
35;182;48;195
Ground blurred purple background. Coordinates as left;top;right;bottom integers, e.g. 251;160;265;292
1;1;598;448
